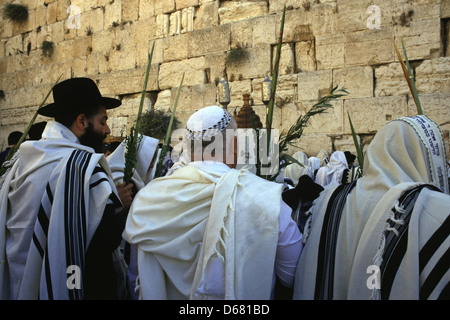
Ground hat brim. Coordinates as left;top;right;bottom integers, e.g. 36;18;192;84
38;97;122;117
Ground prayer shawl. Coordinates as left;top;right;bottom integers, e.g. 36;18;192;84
284;151;312;186
293;115;449;300
0;121;96;299
314;151;348;188
123;161;282;300
0;121;158;300
19;149;121;299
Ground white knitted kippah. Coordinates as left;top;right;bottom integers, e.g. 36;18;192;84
186;105;232;140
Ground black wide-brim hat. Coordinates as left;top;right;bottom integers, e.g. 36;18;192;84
38;77;121;117
282;174;324;209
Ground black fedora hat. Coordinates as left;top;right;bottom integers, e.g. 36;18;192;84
38;77;121;117
282;175;324;210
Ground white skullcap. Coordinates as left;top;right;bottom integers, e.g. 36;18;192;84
186;105;232;140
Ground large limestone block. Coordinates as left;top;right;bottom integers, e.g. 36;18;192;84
394;17;442;60
298;70;333;101
295;40;316;72
107;43;137;72
344;95;408;134
333;66;373;99
226;44;271;81
218;1;268;24
163;33;189;62
176;0;199;10
154;0;176;15
315;33;345;70
415;57;450;94
204;52;227;84
301;99;344;135
406;93;450;124
122;0;139;22
193;0;219;30
252;15;277;46
228;79;252;109
191;83;218;110
374;63;410;97
97;65;159;96
159;57;207;89
92;29;114;53
188;24;230;58
275;43;296;75
345;28;394;66
231;20;252;48
104;0;122;29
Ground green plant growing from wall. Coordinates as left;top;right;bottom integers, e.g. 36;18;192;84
41;40;54;58
226;43;248;65
139;109;180;141
2;3;29;23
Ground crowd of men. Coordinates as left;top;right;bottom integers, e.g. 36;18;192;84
0;77;448;300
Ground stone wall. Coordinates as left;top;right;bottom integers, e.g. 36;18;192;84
1;0;449;161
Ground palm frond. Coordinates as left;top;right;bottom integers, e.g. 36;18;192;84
347;112;364;171
393;39;423;115
123;42;155;183
154;73;184;178
279;86;348;153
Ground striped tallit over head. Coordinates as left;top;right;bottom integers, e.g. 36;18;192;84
294;115;450;300
19;149;121;299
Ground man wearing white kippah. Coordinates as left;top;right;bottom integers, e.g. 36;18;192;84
123;105;303;300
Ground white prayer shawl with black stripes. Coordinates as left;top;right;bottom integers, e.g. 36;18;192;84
293;115;449;300
0;121;97;300
19;149;120;299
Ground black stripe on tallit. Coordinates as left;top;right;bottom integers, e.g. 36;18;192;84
419;215;450;273
420;246;450;299
43;241;53;300
379;184;441;300
314;180;357;300
89;177;109;189
437;280;450;300
63;150;92;300
33;186;51;257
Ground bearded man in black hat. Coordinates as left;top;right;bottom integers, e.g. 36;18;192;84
0;77;159;300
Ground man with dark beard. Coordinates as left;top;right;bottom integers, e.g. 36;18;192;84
0;77;158;300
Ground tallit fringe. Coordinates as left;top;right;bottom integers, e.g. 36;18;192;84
213;169;246;263
0;150;19;190
370;201;406;300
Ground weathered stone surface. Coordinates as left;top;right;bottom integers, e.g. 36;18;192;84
194;0;219;30
344;95;408;134
345;28;394;66
218;1;268;24
315;33;345;70
296;40;316;72
159;57;206;89
333;66;373;99
374;63;410;97
415;57;450;94
188;24;230;58
226;44;271;81
298;70;333;101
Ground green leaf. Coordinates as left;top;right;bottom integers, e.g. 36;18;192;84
154;73;185;178
347;112;364;171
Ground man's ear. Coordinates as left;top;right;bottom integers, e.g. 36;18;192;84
75;113;88;131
